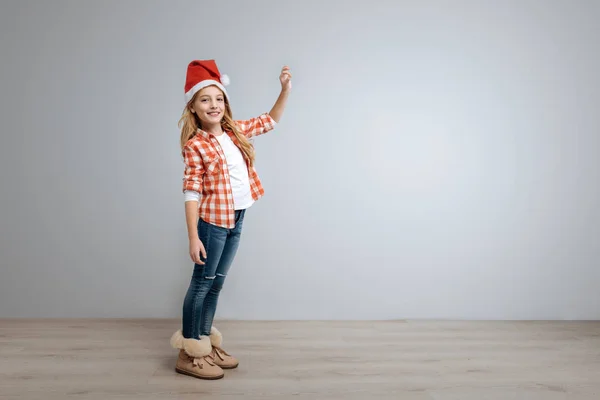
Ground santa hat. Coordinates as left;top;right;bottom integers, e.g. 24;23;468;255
184;59;230;104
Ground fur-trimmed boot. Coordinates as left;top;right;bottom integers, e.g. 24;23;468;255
170;330;224;380
209;326;239;369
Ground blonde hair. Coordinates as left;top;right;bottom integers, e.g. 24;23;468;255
178;88;256;166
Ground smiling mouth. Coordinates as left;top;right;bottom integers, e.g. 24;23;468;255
207;112;220;117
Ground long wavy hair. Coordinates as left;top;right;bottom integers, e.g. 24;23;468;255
178;87;255;166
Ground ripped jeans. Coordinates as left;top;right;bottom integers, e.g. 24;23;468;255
181;209;245;339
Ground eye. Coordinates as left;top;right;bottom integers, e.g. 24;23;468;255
218;98;224;102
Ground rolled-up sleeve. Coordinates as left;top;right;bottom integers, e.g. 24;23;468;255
235;113;277;138
182;144;204;193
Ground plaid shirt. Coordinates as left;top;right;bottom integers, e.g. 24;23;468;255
182;113;277;229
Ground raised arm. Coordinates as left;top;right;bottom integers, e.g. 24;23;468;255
268;65;292;123
235;66;292;139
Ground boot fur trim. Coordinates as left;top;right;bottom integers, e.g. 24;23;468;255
170;330;212;358
210;326;223;347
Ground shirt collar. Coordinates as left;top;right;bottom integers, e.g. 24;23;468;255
195;127;237;144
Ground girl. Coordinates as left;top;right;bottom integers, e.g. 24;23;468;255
169;59;291;380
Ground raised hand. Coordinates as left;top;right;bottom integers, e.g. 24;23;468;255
279;66;292;92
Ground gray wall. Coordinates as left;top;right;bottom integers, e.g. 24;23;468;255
1;0;599;320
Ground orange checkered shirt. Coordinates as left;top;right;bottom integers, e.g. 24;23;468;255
182;113;277;229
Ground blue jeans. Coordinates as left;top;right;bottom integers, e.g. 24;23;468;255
182;209;246;339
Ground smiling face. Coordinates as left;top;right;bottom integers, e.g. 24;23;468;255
190;85;226;130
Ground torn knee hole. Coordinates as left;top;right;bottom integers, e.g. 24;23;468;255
216;273;226;277
204;276;216;280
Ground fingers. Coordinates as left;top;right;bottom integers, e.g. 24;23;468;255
281;66;292;79
281;72;292;83
189;237;206;265
190;244;206;265
191;251;204;265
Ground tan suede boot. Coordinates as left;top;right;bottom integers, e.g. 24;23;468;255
170;330;224;380
209;326;239;369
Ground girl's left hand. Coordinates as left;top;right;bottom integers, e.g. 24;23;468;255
280;66;292;92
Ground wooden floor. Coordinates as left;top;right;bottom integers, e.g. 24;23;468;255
0;319;599;399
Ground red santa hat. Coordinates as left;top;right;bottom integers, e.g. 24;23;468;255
184;59;230;104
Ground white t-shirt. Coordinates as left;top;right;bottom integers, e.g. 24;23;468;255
184;132;254;210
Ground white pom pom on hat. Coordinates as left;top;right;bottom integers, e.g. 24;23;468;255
220;74;230;86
